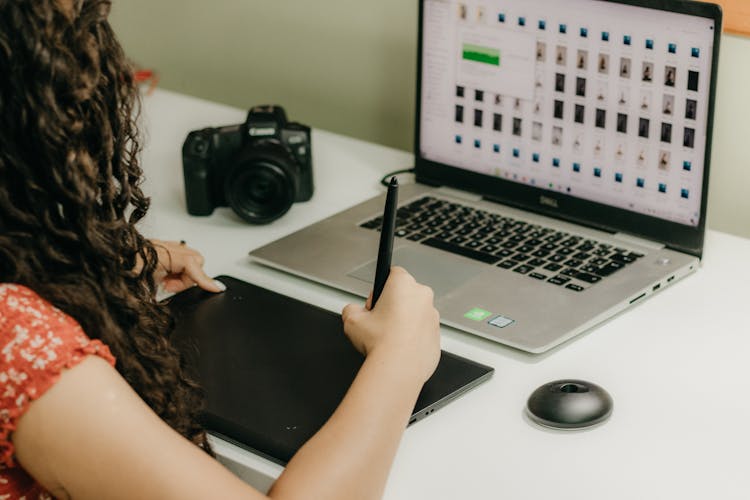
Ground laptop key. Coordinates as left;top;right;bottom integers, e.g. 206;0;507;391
580;264;600;274
517;245;535;253
449;236;467;244
594;261;625;276
548;254;566;263
561;268;578;277
558;247;575;255
528;258;546;267
565;283;585;292
544;263;563;272
610;253;636;264
498;259;518;269
421;238;500;264
548;276;571;286
514;265;534;275
481;245;499;253
395;229;408;238
573;252;592;260
408;233;426;242
496;248;514;257
576;272;602;284
466;240;481;249
565;259;583;268
532;249;551;258
513;254;530;262
529;272;547;280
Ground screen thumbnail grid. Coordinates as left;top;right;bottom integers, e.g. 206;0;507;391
420;0;715;227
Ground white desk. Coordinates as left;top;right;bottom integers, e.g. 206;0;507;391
139;89;750;500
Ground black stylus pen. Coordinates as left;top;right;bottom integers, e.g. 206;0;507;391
371;177;399;308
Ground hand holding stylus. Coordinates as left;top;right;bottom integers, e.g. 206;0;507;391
342;266;441;383
341;176;440;381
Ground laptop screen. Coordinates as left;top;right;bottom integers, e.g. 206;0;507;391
419;0;717;228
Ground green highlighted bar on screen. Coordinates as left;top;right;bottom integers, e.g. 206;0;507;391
462;43;500;66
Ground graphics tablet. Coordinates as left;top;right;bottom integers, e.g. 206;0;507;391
167;275;494;465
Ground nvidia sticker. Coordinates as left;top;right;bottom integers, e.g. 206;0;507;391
464;307;492;322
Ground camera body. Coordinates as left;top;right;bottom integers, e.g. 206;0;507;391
182;105;313;224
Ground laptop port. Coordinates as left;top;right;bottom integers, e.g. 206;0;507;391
667;275;675;283
652;283;661;291
629;293;646;304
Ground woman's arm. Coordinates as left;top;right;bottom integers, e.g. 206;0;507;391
270;267;441;499
12;267;440;500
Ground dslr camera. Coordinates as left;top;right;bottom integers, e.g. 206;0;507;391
182;105;313;224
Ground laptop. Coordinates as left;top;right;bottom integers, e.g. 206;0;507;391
250;0;722;353
167;276;494;464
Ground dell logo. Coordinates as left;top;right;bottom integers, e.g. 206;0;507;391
539;196;559;209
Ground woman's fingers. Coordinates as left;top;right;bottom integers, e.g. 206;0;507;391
152;240;225;293
184;260;225;292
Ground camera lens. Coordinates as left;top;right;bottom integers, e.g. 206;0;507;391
225;159;296;224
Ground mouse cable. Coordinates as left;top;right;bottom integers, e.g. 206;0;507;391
380;168;415;187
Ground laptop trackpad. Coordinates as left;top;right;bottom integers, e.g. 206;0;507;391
347;246;482;298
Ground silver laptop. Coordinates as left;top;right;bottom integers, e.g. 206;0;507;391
251;0;722;353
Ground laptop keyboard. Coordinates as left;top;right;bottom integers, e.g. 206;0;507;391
359;196;643;292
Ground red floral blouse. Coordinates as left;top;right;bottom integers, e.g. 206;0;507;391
0;284;115;500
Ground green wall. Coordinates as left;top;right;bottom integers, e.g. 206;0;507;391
110;1;418;151
110;2;750;239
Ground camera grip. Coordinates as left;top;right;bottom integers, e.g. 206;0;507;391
183;157;215;216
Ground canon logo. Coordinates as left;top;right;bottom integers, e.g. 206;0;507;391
539;195;559;209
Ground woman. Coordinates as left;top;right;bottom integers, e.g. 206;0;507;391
0;1;441;499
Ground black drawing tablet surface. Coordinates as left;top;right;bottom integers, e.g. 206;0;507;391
167;275;494;465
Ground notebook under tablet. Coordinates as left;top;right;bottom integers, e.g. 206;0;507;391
250;0;722;353
167;275;494;465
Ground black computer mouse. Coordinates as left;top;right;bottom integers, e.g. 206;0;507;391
526;380;613;429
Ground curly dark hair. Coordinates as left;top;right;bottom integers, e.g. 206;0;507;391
0;0;210;452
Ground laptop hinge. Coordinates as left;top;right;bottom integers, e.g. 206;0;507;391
612;232;665;250
436;186;482;202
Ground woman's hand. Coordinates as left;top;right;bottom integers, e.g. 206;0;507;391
341;267;441;384
150;239;225;294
